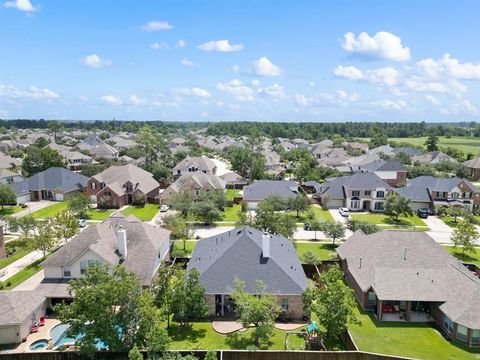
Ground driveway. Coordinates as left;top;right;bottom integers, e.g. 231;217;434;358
12;200;57;218
211;158;230;176
422;216;453;233
329;209;348;224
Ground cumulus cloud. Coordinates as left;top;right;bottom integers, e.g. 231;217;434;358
81;54;111;68
259;84;286;98
176;40;186;48
425;95;441;106
0;84;58;99
371;99;407;111
453;100;478;115
216;79;254;102
3;0;37;12
150;42;169;50
101;95;122;105
416;53;480;80
142;21;173;31
197;40;244;52
181;58;199;68
253;57;283;77
334;65;398;86
172;87;211;98
333;65;364;80
341;31;411;61
129;95;146;105
294;90;359;107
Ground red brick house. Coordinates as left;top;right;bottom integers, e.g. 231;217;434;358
87;164;160;208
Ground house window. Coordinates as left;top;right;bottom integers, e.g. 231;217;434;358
464;192;472;199
374;202;384;211
443;192;448;197
352;191;360;197
444;315;454;334
367;291;376;306
457;325;468;342
365;191;371;196
350;200;360;209
281;298;289;311
376;191;385;198
63;267;71;277
472;329;480;344
91;182;96;189
177;170;181;175
451;192;459;199
80;260;98;275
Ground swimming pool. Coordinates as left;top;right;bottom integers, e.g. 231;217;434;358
50;323;107;349
29;339;48;351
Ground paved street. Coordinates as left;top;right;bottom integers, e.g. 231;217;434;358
0;250;44;281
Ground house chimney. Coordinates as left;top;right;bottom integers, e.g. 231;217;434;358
262;232;271;258
117;225;127;259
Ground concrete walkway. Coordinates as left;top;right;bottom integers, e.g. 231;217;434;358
422;216;453;233
14;269;45;290
329;209;348;225
0;250;44;281
12;200;57;218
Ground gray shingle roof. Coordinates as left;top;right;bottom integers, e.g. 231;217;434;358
10;167;88;196
243;180;299;201
337;230;480;329
317;172;391;200
464;156;480;169
360;160;406;172
92;164;160;195
0;291;46;325
172;156;217;173
187;227;307;295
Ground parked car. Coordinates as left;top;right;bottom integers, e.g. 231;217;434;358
339;207;350;217
160;204;169;212
417;208;429;219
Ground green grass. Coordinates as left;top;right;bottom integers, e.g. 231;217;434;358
351;213;427;228
0;249;30;270
0;205;24;216
295;242;337;261
288;205;335;224
30;202;68;219
172;240;197;256
443;246;480;267
85;208;114;220
349;306;480;360
226;189;241;201
122;204;159;221
220;204;242;222
0;256;45;290
439;215;480;228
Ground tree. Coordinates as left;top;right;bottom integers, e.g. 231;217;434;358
384;195;413;222
0;184;16;210
369;126;388;148
67;193;92;218
301;251;321;265
451;220;479;255
21;147;66;176
424;134;439;152
167;192;194;218
287;195;309;218
446;206;468;223
48;120;63;142
136;126;162;167
171;269;208;325
7;215;36;243
148;161;173;185
258;194;287;212
302;266;357;340
32;219;56;259
346;218;379;235
193;200;221;225
232;280;280;347
128;345;143;360
324;222;345;245
55;265;160;358
53;210;79;243
152;264;181;329
162;214;192;251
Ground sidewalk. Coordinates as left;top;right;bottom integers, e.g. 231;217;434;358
12;200;57;218
0;250;44;281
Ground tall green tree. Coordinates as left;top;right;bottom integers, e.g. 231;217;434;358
48;120;63;142
21;147;66;176
162;214;193;251
232;280;280;347
446;206;468;223
67;193;92;218
7;215;36;243
53;210;79;243
302;266;357;340
152;264;181;329
369;126;388;148
346;218;378;235
287;195;309;218
324;222;345;245
193;200;221;225
424;134;439;152
451;220;479;255
32;219;56;259
167;192;194;218
0;184;16;210
384;195;414;221
171;268;208;325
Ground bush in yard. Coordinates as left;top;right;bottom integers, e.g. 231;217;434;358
346;218;379;235
98;195;112;209
301;251;321;265
128;345;143;360
0;184;16;210
133;192;146;207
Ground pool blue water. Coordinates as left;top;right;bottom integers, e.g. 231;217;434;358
30;339;48;351
50;323;107;349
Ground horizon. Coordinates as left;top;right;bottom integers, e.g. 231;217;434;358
1;0;480;122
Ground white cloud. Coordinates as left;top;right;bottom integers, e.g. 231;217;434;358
129;95;146;105
405;78;466;95
172;87;211;98
150;42;169;50
100;95;122;105
425;95;441;106
253;57;283;77
216;79;254;102
0;84;58;99
181;58;199;68
232;65;241;73
197;40;244;52
454;100;478;115
341;31;411;61
416;53;480;80
367;67;398;86
176;40;186;48
333;65;364;80
142;21;173;32
294;94;310;106
308;81;316;87
3;0;37;12
371;99;407;111
81;54;111;68
260;84;286;98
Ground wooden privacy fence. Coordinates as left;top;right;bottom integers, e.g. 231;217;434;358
0;350;413;360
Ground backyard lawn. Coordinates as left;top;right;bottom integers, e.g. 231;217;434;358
31;202;68;219
443;246;480;267
0;205;24;217
349;307;480;360
295;242;337;261
226;189;241;201
122;204;159;221
172;240;197;257
351;213;428;228
220;204;241;222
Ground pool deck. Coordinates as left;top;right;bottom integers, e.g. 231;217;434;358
15;317;61;353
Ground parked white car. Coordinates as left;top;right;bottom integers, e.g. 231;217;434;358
160;204;170;212
339;207;350;217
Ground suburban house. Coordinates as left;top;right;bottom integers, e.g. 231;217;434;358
219;171;248;189
339;154;381;173
395;176;480;212
367;145;394;156
337;230;480;348
393;147;422;157
358;160;407;187
41;214;171;287
242;180;301;209
10;167;88;204
159;172;226;202
89;143;119;160
411;151;456;165
108;135;137;149
87;164;160;208
0;153;22;170
315;171;391;211
262;150;285;176
187;227;308;319
464;156;480;181
172;155;217;177
62;151;95;172
0;169;25;185
343;141;369;152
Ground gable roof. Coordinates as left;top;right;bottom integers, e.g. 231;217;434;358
411;151;456;164
172;156;217;173
243;180;299;201
163;172;226;195
360;160;406;172
0;291;46;325
41;215;170;286
317;172;391;199
187;227;307;295
367;145;394;156
464;156;480;169
10;167;88;196
92;164;160;195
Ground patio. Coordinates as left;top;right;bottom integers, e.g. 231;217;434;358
382;311;433;322
14;317;61;353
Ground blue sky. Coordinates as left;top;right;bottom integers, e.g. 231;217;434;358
1;0;480;122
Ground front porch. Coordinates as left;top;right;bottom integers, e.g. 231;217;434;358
376;300;433;322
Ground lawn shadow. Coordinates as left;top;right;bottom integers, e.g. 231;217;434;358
225;331;273;350
0;207;17;216
167;323;207;342
450;251;476;264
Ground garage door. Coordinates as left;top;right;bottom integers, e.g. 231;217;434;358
0;325;18;345
55;193;64;201
16;194;31;205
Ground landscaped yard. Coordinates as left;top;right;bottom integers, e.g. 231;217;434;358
226;189;241;201
439;215;480;228
122;204;159;221
443;246;480;267
0;205;24;217
295;242;337;261
220;204;241;222
349;306;480;360
85;208;114;220
31;202;68;219
351;213;428;229
0;256;45;290
0;249;30;270
289;205;335;224
172;240;197;257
